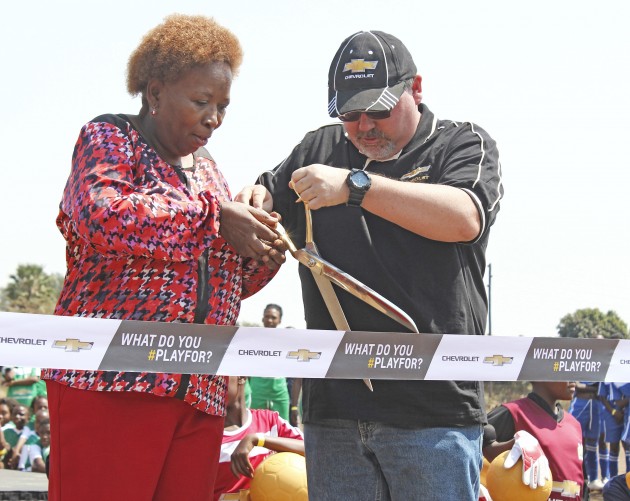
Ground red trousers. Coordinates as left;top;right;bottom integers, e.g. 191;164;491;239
46;381;224;501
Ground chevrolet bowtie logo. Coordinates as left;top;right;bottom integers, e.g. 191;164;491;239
343;59;378;73
287;349;321;362
483;354;513;366
53;338;94;352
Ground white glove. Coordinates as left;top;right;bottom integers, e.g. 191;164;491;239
503;430;551;489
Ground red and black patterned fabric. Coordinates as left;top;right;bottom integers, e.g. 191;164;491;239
43;114;276;416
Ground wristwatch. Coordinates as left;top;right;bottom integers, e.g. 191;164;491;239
345;169;371;207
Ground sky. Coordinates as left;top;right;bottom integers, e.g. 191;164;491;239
1;0;628;337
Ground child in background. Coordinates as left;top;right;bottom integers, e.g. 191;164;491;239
2;367;43;408
599;383;625;483
12;404;50;471
27;418;51;474
27;396;48;428
0;398;16;467
614;383;630;477
484;381;583;500
570;382;605;491
0;427;8;467
248;304;291;420
1;404;31;469
0;398;16;427
214;375;304;500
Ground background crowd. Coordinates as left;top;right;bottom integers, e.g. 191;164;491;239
3;360;630;500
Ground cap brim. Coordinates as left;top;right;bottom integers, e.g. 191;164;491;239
329;80;408;118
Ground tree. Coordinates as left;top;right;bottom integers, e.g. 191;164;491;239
557;308;629;339
0;264;64;314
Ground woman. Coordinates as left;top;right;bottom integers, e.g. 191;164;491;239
44;14;283;500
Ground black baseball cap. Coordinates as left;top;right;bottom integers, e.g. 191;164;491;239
328;30;417;118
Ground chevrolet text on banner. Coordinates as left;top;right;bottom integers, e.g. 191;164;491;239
1;312;629;382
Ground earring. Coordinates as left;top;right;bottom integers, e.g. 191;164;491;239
151;108;157;116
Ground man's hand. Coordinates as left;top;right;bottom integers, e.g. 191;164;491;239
290;164;349;210
503;430;551;489
219;202;285;269
234;185;274;212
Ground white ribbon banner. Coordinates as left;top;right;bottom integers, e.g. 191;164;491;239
1;312;629;381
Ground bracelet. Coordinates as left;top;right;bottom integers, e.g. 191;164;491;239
256;433;265;448
613;409;619;416
290;406;299;411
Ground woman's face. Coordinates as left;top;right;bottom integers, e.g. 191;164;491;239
150;61;233;164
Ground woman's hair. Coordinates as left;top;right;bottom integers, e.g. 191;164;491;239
126;14;243;97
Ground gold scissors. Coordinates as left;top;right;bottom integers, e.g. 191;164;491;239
275;204;419;391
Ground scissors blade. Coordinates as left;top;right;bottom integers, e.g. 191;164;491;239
295;249;419;334
310;272;373;391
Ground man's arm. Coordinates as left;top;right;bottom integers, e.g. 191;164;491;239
289;164;480;242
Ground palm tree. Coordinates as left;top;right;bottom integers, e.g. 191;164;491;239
0;264;63;314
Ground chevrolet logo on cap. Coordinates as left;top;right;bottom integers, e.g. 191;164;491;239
483;354;513;366
343;59;378;73
53;338;94;352
287;349;321;362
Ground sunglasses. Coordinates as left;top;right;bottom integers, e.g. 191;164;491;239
337;109;392;122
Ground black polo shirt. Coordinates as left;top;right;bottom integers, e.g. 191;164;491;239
259;104;503;427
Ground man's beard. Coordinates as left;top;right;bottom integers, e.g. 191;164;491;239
355;129;398;160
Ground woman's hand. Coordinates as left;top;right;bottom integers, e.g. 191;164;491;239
219;202;285;270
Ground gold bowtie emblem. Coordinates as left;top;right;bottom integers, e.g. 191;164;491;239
287;349;321;362
343;59;378;73
53;338;94;352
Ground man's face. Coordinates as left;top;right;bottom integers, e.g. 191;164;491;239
342;77;422;161
262;308;281;328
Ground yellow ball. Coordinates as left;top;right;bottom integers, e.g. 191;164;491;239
249;452;308;501
486;450;552;501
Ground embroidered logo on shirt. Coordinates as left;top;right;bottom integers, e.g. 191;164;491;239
401;165;431;183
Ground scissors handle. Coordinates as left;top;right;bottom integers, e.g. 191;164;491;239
305;204;314;247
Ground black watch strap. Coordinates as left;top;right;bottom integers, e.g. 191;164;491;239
346;169;371;207
347;189;367;207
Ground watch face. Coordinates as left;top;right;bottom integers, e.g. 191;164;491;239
351;170;371;189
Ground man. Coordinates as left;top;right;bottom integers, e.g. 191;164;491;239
238;30;503;500
248;304;291;420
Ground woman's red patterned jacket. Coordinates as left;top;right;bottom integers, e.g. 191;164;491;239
43;114;276;416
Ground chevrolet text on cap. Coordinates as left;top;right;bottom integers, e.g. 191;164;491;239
328;30;417;118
